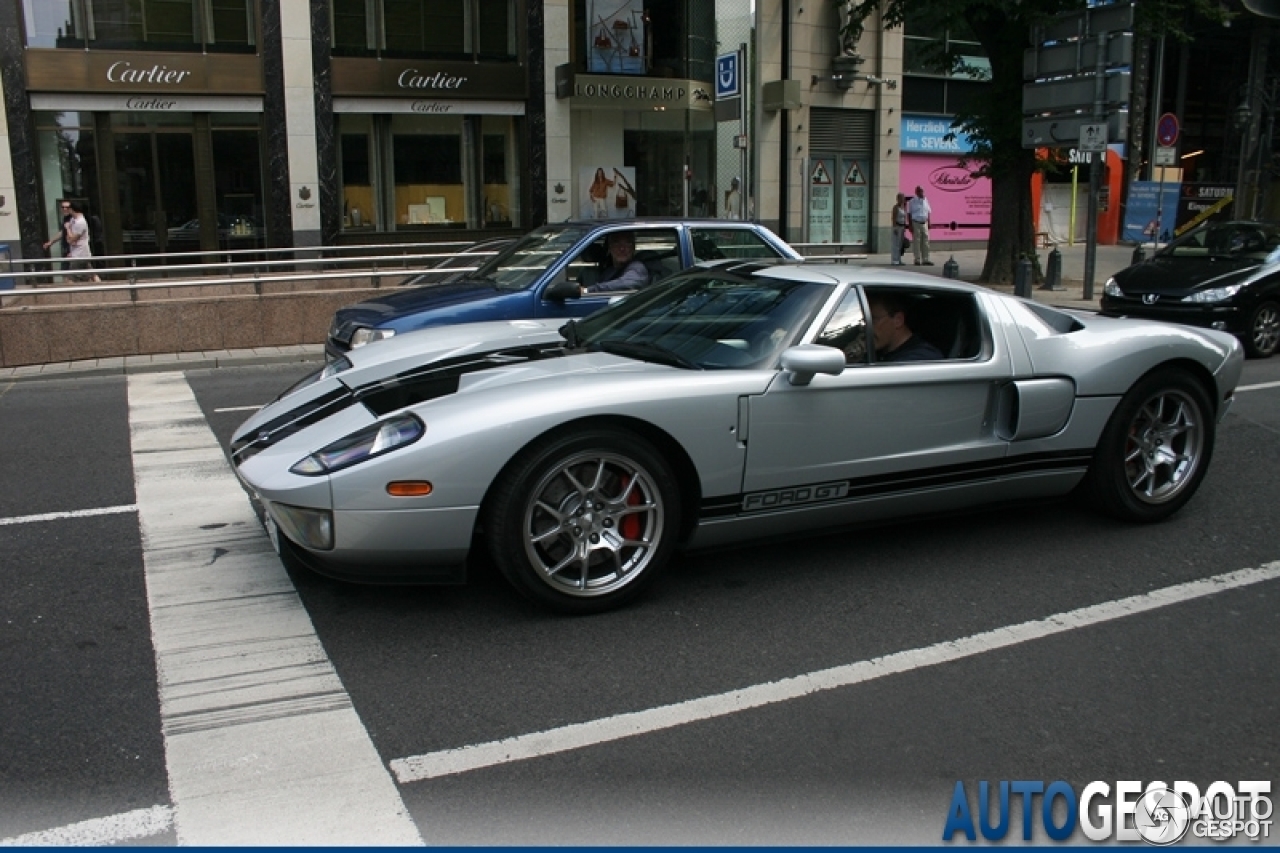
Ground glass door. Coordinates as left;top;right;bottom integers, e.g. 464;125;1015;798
115;131;197;258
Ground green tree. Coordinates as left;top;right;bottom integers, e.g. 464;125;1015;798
840;0;1230;285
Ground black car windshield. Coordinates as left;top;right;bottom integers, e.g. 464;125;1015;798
1159;222;1280;261
571;271;833;370
467;225;593;290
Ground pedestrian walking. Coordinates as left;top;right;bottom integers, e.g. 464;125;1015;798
44;200;100;282
890;192;908;265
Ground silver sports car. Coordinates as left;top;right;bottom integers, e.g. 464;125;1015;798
231;261;1244;613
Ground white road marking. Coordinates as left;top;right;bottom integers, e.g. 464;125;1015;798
1237;380;1280;393
0;504;136;527
127;373;422;845
212;405;262;413
0;805;173;847
392;561;1280;784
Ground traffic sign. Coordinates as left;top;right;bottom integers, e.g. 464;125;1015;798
1023;72;1130;114
715;52;740;99
1154;146;1177;166
1079;123;1108;152
1023;110;1128;149
1156;113;1180;147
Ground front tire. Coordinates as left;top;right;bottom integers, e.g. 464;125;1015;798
1085;369;1214;523
1243;300;1279;358
485;427;681;614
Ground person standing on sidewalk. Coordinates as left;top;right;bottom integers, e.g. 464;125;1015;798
907;185;933;266
890;192;908;265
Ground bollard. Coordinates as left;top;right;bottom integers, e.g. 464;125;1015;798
1013;255;1033;299
1039;246;1065;291
1131;244;1146;265
943;255;959;279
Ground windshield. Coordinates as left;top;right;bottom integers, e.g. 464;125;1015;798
468;225;593;290
572;271;833;370
1159;222;1280;261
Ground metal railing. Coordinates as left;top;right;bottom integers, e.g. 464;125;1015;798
790;242;871;263
2;241;503;297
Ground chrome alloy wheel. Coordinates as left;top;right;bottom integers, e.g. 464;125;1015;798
1250;302;1280;356
521;450;665;597
1123;389;1205;504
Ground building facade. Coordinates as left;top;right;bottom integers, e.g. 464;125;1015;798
1;1;1273;264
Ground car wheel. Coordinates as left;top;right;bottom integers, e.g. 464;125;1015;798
485;428;681;614
1244;300;1280;358
1086;369;1214;523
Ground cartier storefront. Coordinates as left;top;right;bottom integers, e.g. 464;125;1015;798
330;56;527;238
24;48;268;257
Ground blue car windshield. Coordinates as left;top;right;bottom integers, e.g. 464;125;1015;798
470;225;593;290
572;272;833;370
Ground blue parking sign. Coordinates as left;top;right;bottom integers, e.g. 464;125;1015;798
716;52;739;99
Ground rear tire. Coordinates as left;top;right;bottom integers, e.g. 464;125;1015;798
1086;369;1214;523
1243;300;1279;358
485;427;681;614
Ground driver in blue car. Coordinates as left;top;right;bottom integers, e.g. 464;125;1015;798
584;231;651;293
870;294;944;363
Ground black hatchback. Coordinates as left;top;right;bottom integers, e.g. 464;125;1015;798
1101;220;1280;358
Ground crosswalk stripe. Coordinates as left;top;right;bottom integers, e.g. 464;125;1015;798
127;372;422;845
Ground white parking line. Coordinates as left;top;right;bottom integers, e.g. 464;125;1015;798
1237;380;1280;393
392;561;1280;784
127;373;421;845
0;504;136;527
0;805;173;847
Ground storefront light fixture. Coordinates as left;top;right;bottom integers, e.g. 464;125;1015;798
1180;149;1204;160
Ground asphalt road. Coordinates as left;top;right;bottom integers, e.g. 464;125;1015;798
2;358;1278;845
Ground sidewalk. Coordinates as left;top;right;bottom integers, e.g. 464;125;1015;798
0;241;1141;383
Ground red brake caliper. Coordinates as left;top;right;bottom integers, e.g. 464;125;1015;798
620;475;643;540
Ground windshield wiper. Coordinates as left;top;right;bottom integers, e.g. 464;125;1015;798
591;340;702;370
559;318;582;350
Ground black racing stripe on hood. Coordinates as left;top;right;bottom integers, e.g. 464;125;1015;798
232;343;570;465
353;343;569;416
231;386;354;465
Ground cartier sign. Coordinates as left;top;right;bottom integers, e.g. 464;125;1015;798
25;49;261;93
332;57;525;100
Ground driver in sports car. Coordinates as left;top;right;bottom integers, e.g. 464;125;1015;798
870;294;944;363
583;230;651;293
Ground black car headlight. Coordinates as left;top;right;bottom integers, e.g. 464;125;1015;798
290;413;425;475
1103;277;1123;298
350;327;397;348
1182;284;1243;303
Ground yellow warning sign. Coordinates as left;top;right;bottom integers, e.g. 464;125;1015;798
843;161;866;185
810;160;832;185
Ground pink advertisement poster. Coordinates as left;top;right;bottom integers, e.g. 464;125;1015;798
899;155;991;241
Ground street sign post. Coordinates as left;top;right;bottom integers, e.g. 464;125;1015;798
1156;112;1180;147
715;52;739;99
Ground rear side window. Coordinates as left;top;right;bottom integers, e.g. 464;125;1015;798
690;228;785;263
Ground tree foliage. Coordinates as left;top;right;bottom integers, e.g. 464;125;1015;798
837;0;1233;284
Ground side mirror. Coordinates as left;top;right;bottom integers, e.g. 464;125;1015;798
779;344;846;386
544;277;581;302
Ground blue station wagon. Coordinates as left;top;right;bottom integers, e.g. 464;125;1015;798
325;219;799;358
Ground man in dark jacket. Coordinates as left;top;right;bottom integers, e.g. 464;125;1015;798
870;294;943;363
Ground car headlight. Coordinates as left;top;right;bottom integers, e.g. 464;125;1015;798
1182;284;1243;303
290;414;425;475
350;327;396;348
1103;277;1123;298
